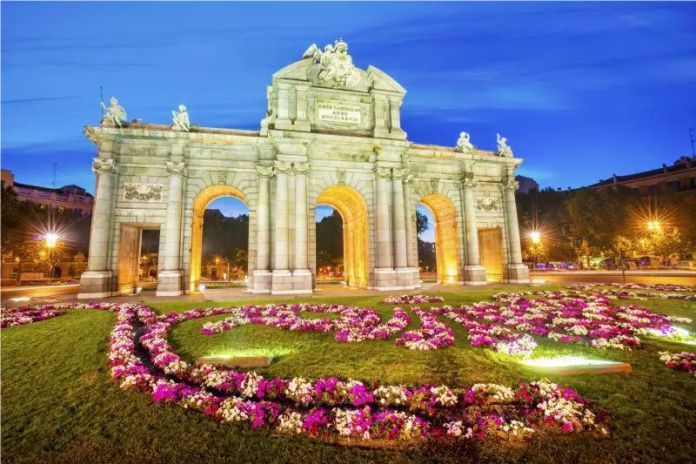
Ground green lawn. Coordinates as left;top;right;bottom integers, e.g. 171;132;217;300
2;287;695;463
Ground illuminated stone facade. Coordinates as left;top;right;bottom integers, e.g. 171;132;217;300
78;41;529;298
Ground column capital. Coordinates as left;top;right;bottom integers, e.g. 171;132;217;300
461;171;477;189
375;166;392;179
274;160;293;173
256;165;275;178
293;162;310;175
503;178;519;191
392;167;410;180
92;157;117;174
166;160;187;177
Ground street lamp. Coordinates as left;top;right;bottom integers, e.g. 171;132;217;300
44;232;59;279
530;231;542;244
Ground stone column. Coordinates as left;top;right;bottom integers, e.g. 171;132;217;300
392;169;418;289
275;83;292;130
251;165;274;293
156;159;187;296
461;170;487;285
271;161;293;292
375;167;393;269
292;162;312;291
392;170;408;269
294;85;310;131
78;157;118;298
404;178;418;269
388;97;405;139
503;176;530;283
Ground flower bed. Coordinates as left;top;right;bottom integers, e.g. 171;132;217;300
198;303;411;344
566;283;696;301
395;308;454;350
658;351;696;377
1;306;63;328
434;291;691;354
383;295;445;305
1;301;609;444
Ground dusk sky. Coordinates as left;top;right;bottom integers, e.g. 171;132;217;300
3;2;696;228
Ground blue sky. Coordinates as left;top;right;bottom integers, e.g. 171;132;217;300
3;2;695;197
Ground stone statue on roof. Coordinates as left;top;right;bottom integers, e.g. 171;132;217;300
172;104;191;132
496;133;513;157
455;131;475;152
100;97;127;128
307;39;361;88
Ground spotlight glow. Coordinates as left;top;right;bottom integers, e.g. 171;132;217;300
520;356;621;368
198;283;207;292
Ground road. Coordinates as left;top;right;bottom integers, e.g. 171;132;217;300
2;272;694;308
1;283;79;307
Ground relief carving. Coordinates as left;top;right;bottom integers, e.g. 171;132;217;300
123;183;163;202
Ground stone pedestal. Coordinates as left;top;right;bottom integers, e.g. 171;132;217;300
373;267;419;291
463;265;488;285
77;270;113;299
507;264;530;283
156;270;184;296
250;270;272;293
271;269;293;293
291;269;313;293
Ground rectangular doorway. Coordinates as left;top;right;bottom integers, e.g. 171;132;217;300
117;224;160;294
478;227;504;282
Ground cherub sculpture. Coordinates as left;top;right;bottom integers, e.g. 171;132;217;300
455;131;475;152
496;133;513;157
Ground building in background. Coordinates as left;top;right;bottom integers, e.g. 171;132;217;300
593;155;696;194
516;175;539;194
1;169;94;216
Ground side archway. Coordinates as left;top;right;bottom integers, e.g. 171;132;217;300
189;185;249;292
316;185;369;289
420;193;461;283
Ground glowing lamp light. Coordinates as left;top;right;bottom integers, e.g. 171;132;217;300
44;232;59;248
646;220;662;232
198;283;207;292
529;231;541;244
10;297;31;302
520;356;617;368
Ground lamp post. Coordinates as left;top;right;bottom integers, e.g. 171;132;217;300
44;232;59;279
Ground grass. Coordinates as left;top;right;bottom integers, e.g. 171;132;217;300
2;286;695;463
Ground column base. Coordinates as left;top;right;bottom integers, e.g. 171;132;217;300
270;269;314;294
463;265;488;285
507;264;530;283
291;269;314;293
78;270;113;299
250;270;272;294
271;269;293;294
156;270;183;296
373;267;420;291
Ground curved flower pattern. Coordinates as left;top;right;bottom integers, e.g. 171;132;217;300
396;308;454;350
383;295;445;305
1;301;609;443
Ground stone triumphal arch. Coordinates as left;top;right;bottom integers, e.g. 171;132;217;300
78;40;529;298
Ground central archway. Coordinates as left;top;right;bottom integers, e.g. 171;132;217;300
420;194;461;283
189;185;249;292
316;185;369;289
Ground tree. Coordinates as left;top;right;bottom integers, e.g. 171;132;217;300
316;210;343;269
416;211;429;236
